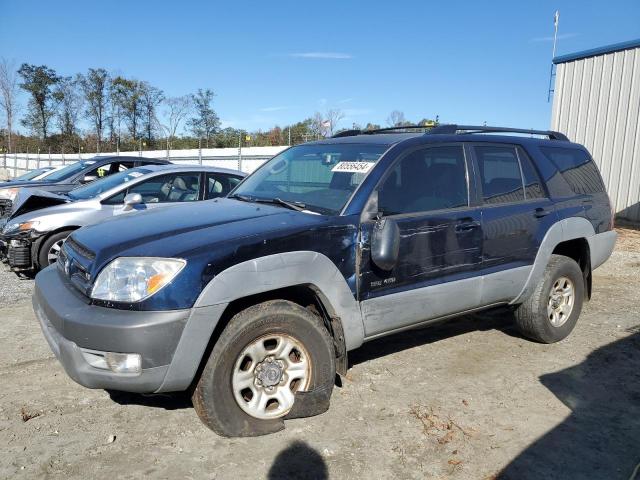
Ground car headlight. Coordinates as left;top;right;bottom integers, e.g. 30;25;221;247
0;188;19;201
91;257;186;302
2;221;40;235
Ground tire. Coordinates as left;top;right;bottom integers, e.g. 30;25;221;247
37;230;73;269
514;254;584;343
192;300;335;437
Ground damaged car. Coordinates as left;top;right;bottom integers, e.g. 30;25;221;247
32;125;616;437
1;164;245;273
0;155;170;217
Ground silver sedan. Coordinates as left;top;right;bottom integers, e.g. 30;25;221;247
0;164;245;273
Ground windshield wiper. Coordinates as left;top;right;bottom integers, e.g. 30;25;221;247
228;193;255;202
259;197;308;212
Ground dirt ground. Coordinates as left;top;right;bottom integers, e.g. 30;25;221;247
1;229;639;480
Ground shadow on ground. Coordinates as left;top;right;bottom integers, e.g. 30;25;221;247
349;308;519;366
268;441;328;480
107;390;192;410
499;331;640;479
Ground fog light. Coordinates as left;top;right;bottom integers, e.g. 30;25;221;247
105;352;142;374
80;349;141;374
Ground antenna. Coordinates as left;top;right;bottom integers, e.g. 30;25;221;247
547;10;560;102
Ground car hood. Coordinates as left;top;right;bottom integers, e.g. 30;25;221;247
8;189;70;219
72;198;329;265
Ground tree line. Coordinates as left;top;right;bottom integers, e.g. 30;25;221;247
0;59;438;154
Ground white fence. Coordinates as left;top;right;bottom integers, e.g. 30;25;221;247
0;146;288;178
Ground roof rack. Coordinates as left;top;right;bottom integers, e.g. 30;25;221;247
332;125;433;138
428;124;569;141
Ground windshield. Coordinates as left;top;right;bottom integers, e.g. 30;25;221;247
45;160;97;182
16;167;51;181
232;144;387;214
68;167;152;200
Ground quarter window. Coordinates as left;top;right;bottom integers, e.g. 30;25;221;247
475;146;525;204
539;147;605;194
378;145;468;215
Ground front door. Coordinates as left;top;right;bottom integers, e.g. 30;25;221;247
359;144;484;337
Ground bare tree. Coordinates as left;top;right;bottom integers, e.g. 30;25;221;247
78;68;110;152
161;95;192;149
325;108;344;136
386;110;406;127
0;58;19;152
54;76;83;137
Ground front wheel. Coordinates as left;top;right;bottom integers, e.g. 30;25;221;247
192;300;335;437
37;230;74;269
514;254;584;343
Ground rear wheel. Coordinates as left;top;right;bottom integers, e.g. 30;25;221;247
514;254;584;343
192;300;335;437
37;230;73;269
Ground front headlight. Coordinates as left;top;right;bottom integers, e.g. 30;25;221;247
91;257;186;303
0;188;19;201
2;221;40;235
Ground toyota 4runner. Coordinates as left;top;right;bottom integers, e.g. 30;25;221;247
32;125;617;437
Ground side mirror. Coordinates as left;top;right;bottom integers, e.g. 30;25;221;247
123;193;143;210
371;217;400;271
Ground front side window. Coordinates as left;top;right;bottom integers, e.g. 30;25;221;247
378;145;468;216
475;146;525;204
233;144;388;214
206;173;243;199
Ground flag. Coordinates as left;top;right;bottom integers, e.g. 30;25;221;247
321;120;331;128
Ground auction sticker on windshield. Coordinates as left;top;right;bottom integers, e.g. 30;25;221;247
331;161;374;173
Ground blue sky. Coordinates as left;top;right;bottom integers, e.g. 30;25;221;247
2;0;639;133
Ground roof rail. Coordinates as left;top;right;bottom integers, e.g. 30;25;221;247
332;124;435;138
428;124;569;141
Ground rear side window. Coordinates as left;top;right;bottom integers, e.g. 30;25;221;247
378;145;468;215
518;148;546;199
206;173;242;199
475;146;525;204
540;147;605;194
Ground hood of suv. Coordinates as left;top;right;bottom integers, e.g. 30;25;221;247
71;198;328;267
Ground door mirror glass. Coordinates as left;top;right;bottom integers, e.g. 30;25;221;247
123;193;143;210
371;217;400;271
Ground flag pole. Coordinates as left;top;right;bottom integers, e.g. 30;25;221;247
548;10;560;102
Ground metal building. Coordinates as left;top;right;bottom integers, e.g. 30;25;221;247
551;39;640;222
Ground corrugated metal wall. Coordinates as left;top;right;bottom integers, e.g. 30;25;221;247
551;46;640;221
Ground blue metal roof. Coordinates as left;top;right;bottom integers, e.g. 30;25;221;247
553;38;640;64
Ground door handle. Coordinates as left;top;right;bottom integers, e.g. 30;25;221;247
455;221;480;233
534;207;552;218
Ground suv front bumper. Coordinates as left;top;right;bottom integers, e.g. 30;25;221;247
33;266;193;393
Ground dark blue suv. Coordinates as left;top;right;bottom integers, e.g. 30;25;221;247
32;125;617;437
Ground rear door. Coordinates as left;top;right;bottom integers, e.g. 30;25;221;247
359;143;484;336
471;144;556;304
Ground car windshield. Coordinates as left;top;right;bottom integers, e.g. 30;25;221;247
232;143;388;214
68;167;153;200
15;167;51;181
44;160;97;182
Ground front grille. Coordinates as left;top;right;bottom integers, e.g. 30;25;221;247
65;236;96;260
0;199;12;217
8;245;31;268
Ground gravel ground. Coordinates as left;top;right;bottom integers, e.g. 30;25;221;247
0;229;638;480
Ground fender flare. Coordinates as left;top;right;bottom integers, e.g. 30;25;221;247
511;217;595;305
156;251;364;393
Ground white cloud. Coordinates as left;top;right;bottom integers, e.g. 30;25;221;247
259;106;292;112
289;52;353;59
530;33;579;43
